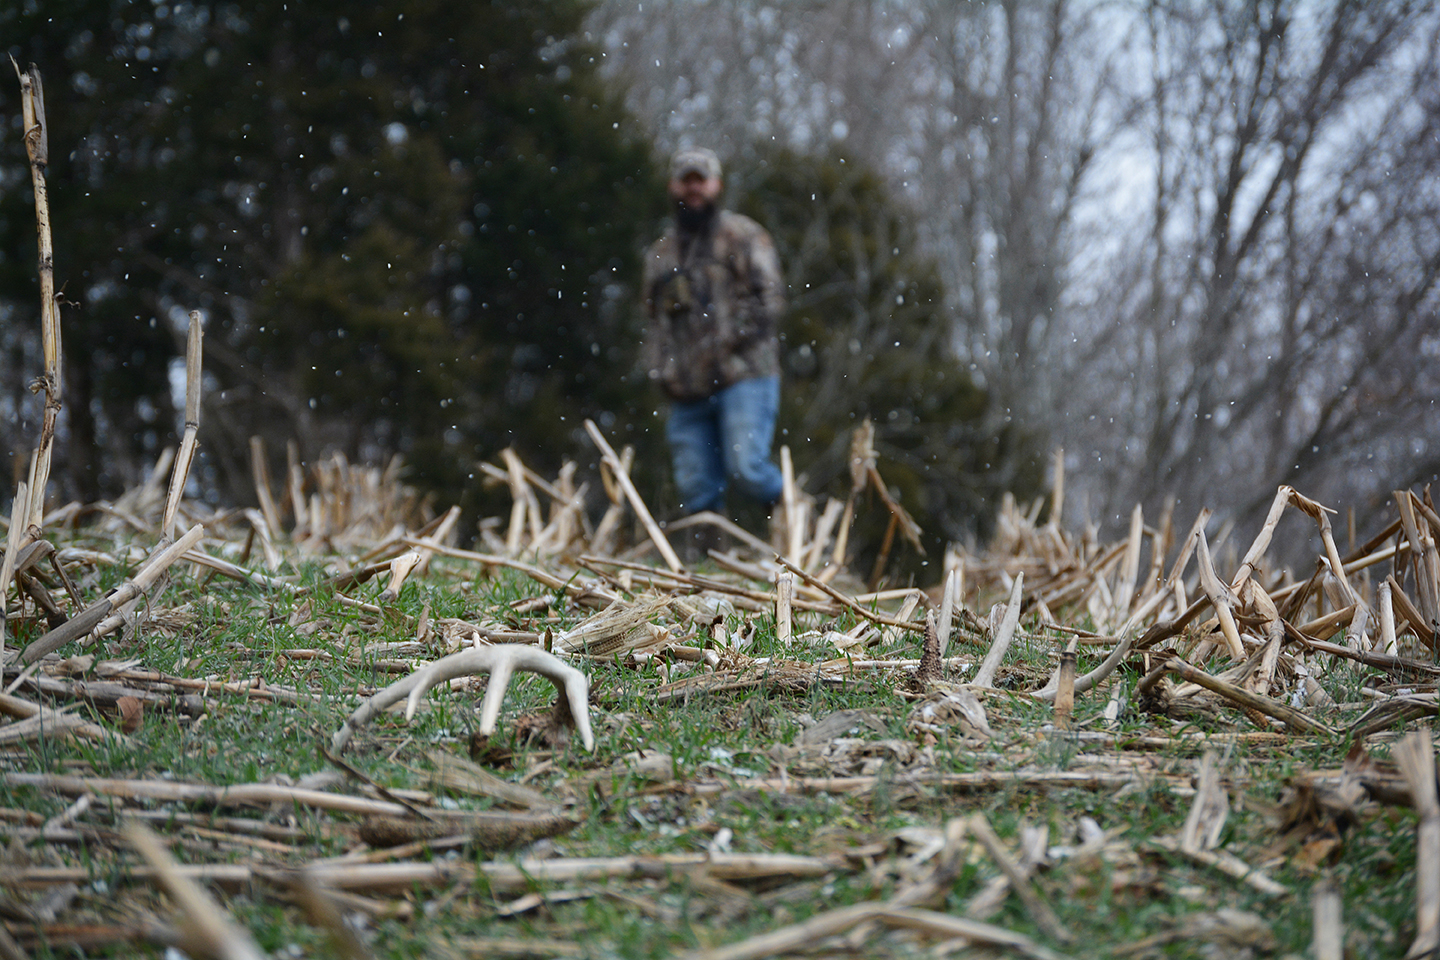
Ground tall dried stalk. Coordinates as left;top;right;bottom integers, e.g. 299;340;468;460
12;61;60;533
162;311;203;540
5;62;60;662
1195;530;1246;660
829;418;873;575
250;437;283;538
1398;730;1440;959
1112;503;1144;620
584;419;682;572
0;483;28;659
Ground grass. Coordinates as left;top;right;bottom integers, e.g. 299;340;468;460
0;550;1432;959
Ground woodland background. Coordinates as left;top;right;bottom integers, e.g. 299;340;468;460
3;0;1439;567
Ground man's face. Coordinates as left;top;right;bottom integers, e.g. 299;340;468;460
669;171;722;211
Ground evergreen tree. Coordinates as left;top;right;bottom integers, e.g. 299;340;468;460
0;1;662;509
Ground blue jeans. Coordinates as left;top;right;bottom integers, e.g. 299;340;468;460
666;376;783;515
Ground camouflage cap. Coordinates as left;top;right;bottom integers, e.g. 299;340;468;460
670;147;722;181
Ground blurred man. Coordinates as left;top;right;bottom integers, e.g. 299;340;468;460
643;147;785;541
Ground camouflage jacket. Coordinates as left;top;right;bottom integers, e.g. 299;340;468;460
642;210;784;402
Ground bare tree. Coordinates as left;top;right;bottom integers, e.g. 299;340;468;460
1061;0;1440;540
896;1;1112;492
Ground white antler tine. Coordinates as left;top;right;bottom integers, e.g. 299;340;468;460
508;648;593;748
567;676;595;750
477;654;519;736
403;661;446;721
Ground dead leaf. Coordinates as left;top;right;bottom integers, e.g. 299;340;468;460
116;696;143;734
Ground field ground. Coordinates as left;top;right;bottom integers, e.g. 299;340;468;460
0;451;1436;960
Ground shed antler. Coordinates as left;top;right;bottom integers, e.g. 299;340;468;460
331;644;594;755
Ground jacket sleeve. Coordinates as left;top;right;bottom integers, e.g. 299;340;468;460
730;226;784;346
